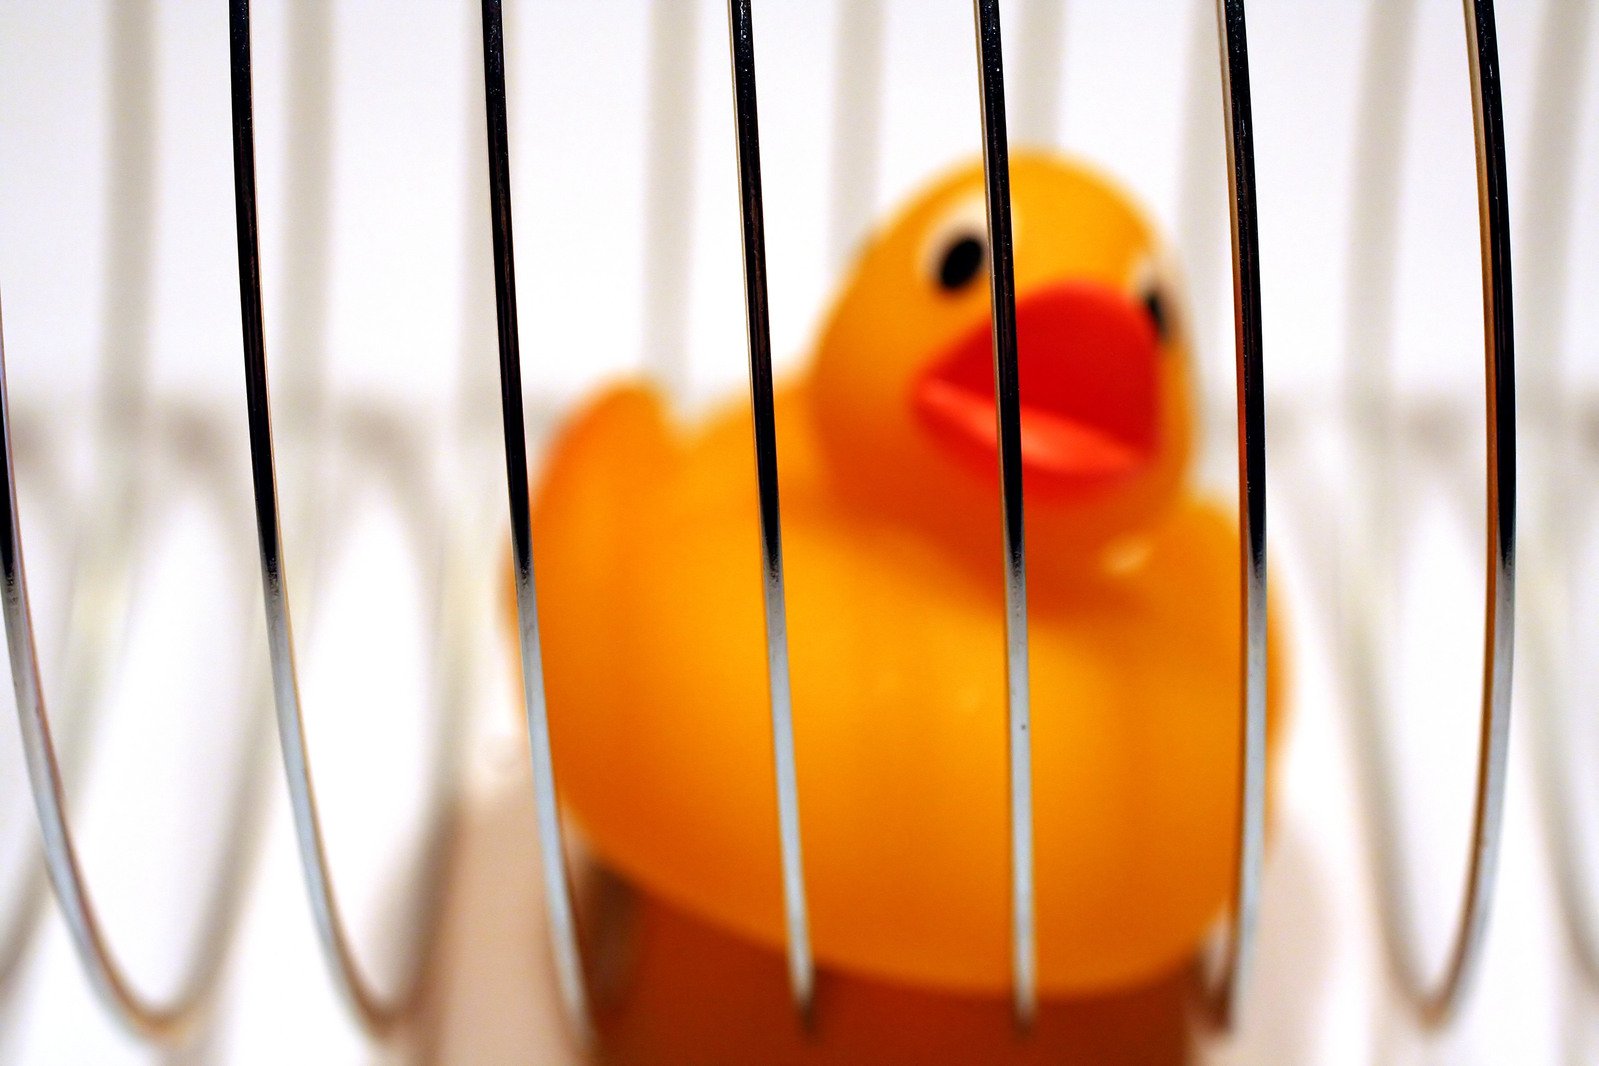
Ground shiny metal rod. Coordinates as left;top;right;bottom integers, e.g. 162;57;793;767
827;0;885;270
0;296;229;1044
229;0;448;1037
1418;0;1516;1026
726;0;816;1019
1193;0;1269;1032
971;0;1035;1028
1343;0;1517;1030
477;0;592;1038
0;0;161;998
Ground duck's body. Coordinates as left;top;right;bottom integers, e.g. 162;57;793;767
528;153;1286;998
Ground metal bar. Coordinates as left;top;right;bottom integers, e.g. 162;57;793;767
228;0;445;1036
641;0;699;399
1012;0;1066;146
0;0;270;1033
0;297;258;1043
827;0;885;270
1174;0;1228;455
725;0;816;1018
1193;0;1268;1031
1336;0;1418;1028
0;316;198;1041
1420;0;1517;1026
1341;0;1517;1030
971;0;1035;1028
0;0;162;999
477;0;593;1038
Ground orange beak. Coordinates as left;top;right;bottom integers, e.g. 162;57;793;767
911;281;1162;498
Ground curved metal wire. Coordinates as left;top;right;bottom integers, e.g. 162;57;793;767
227;0;464;1038
0;453;80;992
0;471;149;994
969;0;1270;1030
970;0;1036;1027
641;0;700;400
0;0;166;1004
477;0;593;1040
724;0;817;1019
0;307;266;1042
828;0;886;271
1175;0;1230;459
1191;0;1269;1033
1342;0;1517;1029
1520;546;1599;987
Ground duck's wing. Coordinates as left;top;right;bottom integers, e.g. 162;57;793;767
527;383;678;665
531;380;678;575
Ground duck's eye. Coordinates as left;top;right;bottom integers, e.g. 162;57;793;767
1142;285;1170;345
936;234;987;292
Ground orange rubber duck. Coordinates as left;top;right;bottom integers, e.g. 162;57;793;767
526;152;1286;999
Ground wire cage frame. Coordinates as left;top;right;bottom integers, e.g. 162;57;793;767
0;0;1571;1058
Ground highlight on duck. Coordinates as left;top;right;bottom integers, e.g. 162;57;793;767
518;151;1287;1000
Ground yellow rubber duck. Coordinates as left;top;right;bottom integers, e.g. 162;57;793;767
526;152;1286;999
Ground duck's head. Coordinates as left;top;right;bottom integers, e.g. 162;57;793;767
810;153;1195;575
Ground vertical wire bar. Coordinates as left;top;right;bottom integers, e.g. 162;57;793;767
477;0;592;1037
229;0;440;1036
0;0;256;1034
641;0;699;400
1175;0;1230;461
1343;0;1415;466
1176;0;1225;263
725;0;815;1017
455;3;501;450
277;0;338;553
0;0;161;992
971;0;1035;1028
1418;0;1516;1027
0;297;212;1044
279;0;336;420
1335;0;1517;1030
1194;0;1268;1030
97;0;156;439
1338;0;1422;1024
827;0;885;270
1011;0;1066;146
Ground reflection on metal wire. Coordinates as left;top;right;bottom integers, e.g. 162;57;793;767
0;0;168;1001
0;308;264;1041
970;0;1035;1027
1175;0;1228;456
0;9;269;1022
1342;0;1517;1030
642;0;699;401
828;0;886;271
726;0;816;1019
1191;0;1269;1033
477;0;593;1042
228;0;463;1039
0;441;97;992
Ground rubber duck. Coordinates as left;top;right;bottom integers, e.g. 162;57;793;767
525;152;1286;999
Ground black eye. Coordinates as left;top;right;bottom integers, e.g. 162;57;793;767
936;235;986;291
1142;286;1170;344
